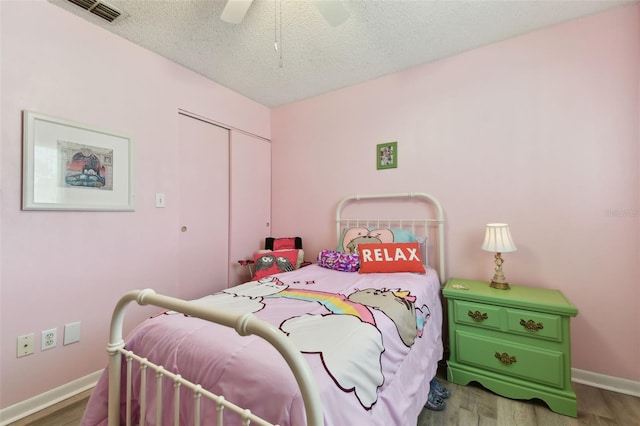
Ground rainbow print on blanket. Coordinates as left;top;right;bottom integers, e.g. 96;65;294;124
270;288;376;324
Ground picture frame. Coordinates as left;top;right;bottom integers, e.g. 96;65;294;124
22;110;135;211
376;141;397;170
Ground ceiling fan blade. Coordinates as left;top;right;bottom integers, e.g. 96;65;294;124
220;0;254;24
311;1;349;27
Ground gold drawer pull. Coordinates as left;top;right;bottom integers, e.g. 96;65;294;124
520;319;544;332
495;352;517;365
468;310;488;322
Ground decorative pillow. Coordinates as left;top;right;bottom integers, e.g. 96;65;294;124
258;249;305;269
253;249;300;280
336;227;417;253
317;249;360;272
265;237;302;251
357;242;426;274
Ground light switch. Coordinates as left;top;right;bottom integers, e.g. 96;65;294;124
155;193;166;208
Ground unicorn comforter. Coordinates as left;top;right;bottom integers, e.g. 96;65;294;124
81;264;443;426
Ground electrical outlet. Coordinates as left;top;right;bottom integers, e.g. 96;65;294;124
41;328;57;351
17;334;35;357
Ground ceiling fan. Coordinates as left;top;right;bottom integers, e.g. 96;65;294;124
220;0;350;27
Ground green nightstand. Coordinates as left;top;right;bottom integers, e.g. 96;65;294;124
443;278;578;417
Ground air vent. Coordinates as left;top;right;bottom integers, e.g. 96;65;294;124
90;2;120;22
67;0;96;10
66;0;121;23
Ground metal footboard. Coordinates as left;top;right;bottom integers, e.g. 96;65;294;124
107;289;323;426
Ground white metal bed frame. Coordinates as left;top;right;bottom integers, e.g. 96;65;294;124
107;290;323;426
336;192;446;284
104;192;445;426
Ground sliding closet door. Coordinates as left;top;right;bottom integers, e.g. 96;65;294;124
178;113;230;296
228;130;271;286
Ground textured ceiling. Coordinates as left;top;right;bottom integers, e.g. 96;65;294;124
50;0;636;107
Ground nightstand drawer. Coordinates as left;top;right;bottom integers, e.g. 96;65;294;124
455;330;565;388
506;308;562;342
453;300;502;330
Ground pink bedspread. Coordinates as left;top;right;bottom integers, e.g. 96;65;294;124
82;264;443;426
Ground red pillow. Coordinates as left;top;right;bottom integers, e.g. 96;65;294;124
357;242;426;274
253;249;300;280
272;237;297;250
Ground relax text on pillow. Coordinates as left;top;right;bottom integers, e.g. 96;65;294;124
357;242;426;274
360;246;420;263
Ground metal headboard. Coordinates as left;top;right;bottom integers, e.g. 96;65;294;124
336;192;446;285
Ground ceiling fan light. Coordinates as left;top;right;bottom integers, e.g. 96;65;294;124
220;0;253;24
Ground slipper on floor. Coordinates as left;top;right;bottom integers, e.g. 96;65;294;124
430;378;451;399
424;391;446;411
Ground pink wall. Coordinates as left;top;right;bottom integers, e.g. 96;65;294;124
272;5;640;382
1;0;638;412
0;1;270;408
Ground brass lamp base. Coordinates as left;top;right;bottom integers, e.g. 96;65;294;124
490;280;511;290
489;252;511;290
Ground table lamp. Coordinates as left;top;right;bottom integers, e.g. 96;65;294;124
481;223;517;290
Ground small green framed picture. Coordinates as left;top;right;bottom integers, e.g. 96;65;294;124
376;141;397;170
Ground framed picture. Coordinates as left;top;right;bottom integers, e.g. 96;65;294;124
22;111;134;211
376;141;397;170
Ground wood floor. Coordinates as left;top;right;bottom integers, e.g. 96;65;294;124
417;379;640;426
7;389;92;426
10;379;640;425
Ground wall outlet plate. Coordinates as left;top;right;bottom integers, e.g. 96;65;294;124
17;334;35;357
41;328;57;351
64;322;81;345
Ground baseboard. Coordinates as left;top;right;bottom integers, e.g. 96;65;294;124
572;368;640;398
0;370;102;425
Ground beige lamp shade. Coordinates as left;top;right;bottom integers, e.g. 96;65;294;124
481;223;517;253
